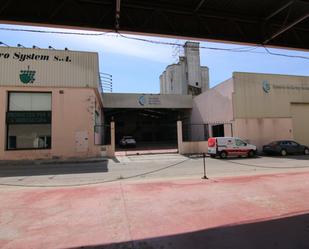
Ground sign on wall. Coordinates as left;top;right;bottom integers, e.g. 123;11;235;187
19;66;36;84
0;47;99;88
138;95;161;106
262;80;309;93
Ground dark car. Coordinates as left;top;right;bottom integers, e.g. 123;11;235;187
263;140;309;156
119;136;136;148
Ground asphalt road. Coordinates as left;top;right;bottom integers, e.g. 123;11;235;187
1;154;309;187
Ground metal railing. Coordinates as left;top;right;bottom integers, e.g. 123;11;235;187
99;72;113;93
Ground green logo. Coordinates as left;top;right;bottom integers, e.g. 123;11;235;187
20;66;36;84
262;80;271;93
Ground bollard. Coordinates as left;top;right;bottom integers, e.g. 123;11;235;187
201;153;208;179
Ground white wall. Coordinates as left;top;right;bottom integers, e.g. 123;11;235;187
184;42;202;88
201;66;209;92
191;78;234;124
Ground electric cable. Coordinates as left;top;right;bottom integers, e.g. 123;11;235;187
0;158;190;188
0;26;308;60
0;27;111;36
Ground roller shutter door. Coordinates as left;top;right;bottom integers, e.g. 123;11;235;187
291;103;309;146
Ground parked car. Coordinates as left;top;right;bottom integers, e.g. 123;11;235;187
208;137;257;159
263;140;309;156
119;136;136;148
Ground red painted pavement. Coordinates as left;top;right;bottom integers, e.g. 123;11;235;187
1;172;309;249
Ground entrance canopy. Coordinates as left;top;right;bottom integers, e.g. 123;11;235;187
102;93;192;109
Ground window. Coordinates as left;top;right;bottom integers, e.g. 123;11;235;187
6;92;52;150
290;141;299;147
235;139;246;146
212;124;225;137
7;124;51;149
9;92;51;111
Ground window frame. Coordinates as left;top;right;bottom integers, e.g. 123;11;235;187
6;91;52;151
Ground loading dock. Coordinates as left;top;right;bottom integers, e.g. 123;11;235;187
102;93;192;152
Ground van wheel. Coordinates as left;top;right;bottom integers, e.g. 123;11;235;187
220;151;227;159
210;154;216;158
304;148;309;155
280;149;287;156
248;150;255;158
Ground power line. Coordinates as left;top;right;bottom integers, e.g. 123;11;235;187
0;158;190;188
263;46;309;60
0;26;308;60
0;26;110;36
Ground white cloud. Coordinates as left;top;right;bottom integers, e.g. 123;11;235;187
56;33;175;63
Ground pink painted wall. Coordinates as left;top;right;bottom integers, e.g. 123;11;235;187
0;87;102;160
234;118;294;151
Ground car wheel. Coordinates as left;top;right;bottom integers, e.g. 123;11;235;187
210;154;216;158
248;150;255;158
304;148;309;155
220;151;227;159
280;149;287;156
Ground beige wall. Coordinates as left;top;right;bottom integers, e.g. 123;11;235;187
232;72;309;148
191;78;234;124
233;72;309;118
0;87;102;160
0;47;99;89
290;103;309;146
234;118;294;150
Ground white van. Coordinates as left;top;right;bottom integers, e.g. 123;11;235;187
208;137;257;159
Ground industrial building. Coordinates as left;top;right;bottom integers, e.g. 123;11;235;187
191;72;309;150
160;42;209;95
103;41;208;148
1;42;309;160
0;46;104;160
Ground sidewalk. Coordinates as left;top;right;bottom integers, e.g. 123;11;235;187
1;171;309;249
0;156;108;166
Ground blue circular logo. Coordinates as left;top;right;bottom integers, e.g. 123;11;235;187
263;80;271;93
138;95;146;106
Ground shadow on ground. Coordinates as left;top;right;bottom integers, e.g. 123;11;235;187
0;161;108;177
264;155;309;160
68;212;309;249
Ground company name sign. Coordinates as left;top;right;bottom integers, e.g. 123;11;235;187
0;51;72;62
0;47;99;88
273;85;309;91
138;95;161;106
262;80;309;93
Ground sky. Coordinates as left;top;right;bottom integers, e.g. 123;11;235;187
1;24;309;93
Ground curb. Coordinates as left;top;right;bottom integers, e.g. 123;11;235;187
0;158;109;166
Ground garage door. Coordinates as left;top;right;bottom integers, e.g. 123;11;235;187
291;103;309;146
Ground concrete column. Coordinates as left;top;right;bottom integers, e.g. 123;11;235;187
111;121;115;152
177;120;183;154
105;121;116;157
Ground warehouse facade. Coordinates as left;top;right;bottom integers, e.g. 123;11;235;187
191;72;309;150
0;46;104;160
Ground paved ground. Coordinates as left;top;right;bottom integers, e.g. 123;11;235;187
1;154;309;186
1;171;309;249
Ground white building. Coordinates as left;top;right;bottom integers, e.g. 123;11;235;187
160;42;209;96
